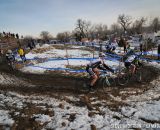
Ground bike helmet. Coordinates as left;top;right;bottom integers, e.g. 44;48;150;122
99;52;106;57
7;50;12;53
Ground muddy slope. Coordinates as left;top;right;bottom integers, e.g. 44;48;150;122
0;62;159;95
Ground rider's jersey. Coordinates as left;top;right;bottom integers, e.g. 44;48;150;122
106;42;117;50
125;55;136;63
111;42;117;48
88;58;104;68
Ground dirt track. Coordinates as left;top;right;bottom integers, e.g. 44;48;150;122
0;62;159;98
0;62;160;129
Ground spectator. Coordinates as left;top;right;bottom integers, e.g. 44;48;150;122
13;33;15;38
28;42;33;50
140;43;143;55
3;31;6;36
17;46;26;62
139;35;143;42
123;39;128;53
28;40;35;50
16;33;19;39
118;37;126;53
31;39;35;48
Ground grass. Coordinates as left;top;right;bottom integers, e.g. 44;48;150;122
31;47;54;54
66;65;86;70
52;44;95;52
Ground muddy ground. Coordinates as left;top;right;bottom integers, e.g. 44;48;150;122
0;61;159;100
0;62;160;129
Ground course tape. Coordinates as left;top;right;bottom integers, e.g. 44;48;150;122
105;52;160;63
18;51;160;73
25;65;86;73
26;64;116;73
23;56;120;73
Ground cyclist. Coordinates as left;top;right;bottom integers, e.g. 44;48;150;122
5;49;15;66
86;52;114;91
124;49;142;75
106;39;117;53
105;42;112;53
111;39;118;52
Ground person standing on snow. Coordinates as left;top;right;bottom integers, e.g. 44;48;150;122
17;46;26;62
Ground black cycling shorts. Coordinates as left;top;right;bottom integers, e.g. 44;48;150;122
86;65;95;76
125;62;131;68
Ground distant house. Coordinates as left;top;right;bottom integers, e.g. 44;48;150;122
143;31;160;44
81;38;89;43
49;40;58;44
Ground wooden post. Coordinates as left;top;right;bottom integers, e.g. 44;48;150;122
65;44;69;65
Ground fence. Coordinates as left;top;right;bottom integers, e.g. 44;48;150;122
0;42;9;50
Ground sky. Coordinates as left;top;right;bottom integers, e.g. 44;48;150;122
0;0;160;37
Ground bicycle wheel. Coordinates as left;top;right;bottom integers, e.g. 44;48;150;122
117;68;129;86
102;77;116;92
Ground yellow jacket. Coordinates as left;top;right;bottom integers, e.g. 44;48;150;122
18;48;24;56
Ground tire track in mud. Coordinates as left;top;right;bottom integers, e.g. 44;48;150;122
0;62;159;99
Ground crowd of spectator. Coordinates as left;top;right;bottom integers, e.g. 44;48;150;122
0;31;22;39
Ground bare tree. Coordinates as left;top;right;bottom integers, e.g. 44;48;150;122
131;17;147;34
75;19;91;40
118;14;132;34
151;17;160;33
56;31;71;42
95;24;108;40
87;24;108;40
40;31;53;42
110;23;122;36
88;25;96;40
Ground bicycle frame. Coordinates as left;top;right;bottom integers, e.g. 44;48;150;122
99;71;116;92
118;62;142;86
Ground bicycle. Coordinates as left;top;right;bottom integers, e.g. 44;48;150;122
82;71;116;93
117;62;143;86
99;71;116;93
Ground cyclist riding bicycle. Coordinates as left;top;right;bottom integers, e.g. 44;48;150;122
106;39;118;53
106;42;112;53
124;49;142;75
86;52;114;91
5;50;15;65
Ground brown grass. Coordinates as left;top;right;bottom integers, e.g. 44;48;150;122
66;65;86;70
31;46;54;54
51;44;94;52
